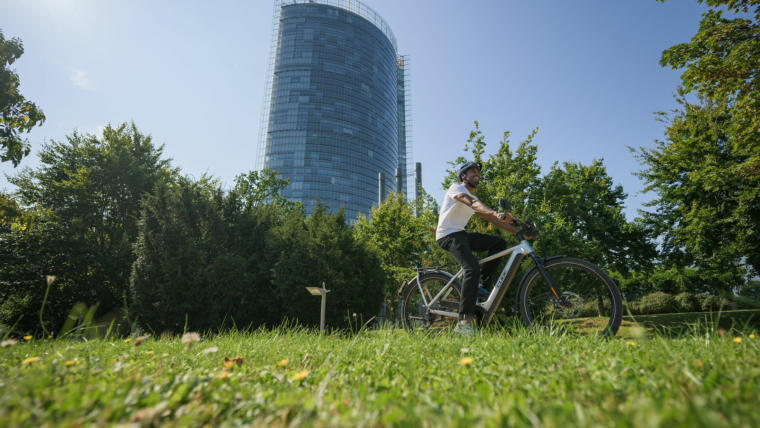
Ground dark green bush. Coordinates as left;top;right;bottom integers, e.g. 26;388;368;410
623;300;643;316
699;294;730;312
639;292;676;315
130;174;386;333
736;280;760;310
674;292;700;313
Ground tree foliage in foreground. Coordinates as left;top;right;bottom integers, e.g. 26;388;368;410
1;123;175;333
0;29;45;166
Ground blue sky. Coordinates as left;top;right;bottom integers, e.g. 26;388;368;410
1;0;712;220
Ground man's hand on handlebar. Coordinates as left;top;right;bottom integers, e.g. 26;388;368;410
496;212;514;223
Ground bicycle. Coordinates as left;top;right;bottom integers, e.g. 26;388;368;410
398;199;623;337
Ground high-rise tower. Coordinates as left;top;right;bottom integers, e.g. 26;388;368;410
257;0;412;222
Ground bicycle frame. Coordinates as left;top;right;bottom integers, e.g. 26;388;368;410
416;239;534;326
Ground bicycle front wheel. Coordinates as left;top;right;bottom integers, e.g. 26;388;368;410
517;258;623;337
401;272;463;332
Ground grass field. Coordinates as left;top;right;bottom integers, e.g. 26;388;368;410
1;312;759;427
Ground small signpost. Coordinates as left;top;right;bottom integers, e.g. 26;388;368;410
305;283;330;333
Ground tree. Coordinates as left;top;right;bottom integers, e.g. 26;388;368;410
131;176;386;332
532;160;657;275
633;94;752;289
1;29;45;166
354;193;429;317
658;1;759;175
131;173;289;333
655;0;760;275
1;123;176;333
270;203;386;329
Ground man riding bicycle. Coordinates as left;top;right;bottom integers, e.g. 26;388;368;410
436;161;530;336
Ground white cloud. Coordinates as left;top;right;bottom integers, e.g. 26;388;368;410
68;68;98;91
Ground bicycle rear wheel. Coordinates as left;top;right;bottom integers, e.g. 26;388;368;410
401;272;462;332
517;258;623;337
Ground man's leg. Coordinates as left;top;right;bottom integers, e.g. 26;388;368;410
437;232;480;321
467;233;509;289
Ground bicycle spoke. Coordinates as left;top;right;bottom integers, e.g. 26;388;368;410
524;262;619;335
403;274;461;332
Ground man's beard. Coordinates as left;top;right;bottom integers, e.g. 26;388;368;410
464;179;478;189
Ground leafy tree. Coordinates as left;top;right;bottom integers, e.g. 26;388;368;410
132;176;385;332
1;29;45;166
653;0;760;277
633;94;753;289
658;0;759;179
0;190;33;231
270;203;386;329
354;193;428;317
131;173;290;333
532;160;657;275
1;123;175;333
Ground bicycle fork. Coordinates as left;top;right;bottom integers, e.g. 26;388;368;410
528;252;571;307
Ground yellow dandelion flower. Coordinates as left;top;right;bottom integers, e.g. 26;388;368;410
733;337;742;343
750;334;755;339
22;357;39;365
279;359;288;367
459;357;473;365
224;360;234;369
65;360;76;366
625;341;636;346
291;370;309;381
219;370;229;379
146;351;154;355
23;336;32;341
695;360;704;369
123;338;131;343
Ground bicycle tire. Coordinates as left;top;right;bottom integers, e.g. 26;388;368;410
401;272;463;332
517;258;623;337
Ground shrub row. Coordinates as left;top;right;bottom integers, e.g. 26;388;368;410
578;291;736;318
622;292;733;316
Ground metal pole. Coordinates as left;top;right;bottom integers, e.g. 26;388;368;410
415;162;422;217
320;293;326;332
378;172;386;204
395;167;403;196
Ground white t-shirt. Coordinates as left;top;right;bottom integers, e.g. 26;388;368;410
436;183;478;240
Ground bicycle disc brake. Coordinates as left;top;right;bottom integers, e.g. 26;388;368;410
554;292;583;319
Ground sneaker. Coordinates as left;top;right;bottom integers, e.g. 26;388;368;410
453;320;477;337
477;285;490;302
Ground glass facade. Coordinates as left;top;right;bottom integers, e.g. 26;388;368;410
258;0;410;223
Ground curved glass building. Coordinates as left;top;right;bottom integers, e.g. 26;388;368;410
257;0;412;222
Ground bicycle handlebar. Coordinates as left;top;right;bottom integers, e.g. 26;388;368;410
497;199;540;239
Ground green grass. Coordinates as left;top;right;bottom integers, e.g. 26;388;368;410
1;319;759;427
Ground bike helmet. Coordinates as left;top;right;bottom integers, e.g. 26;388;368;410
458;161;482;181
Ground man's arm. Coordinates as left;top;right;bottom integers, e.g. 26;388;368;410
453;193;519;235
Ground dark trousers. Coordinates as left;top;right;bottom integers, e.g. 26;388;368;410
437;232;508;321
